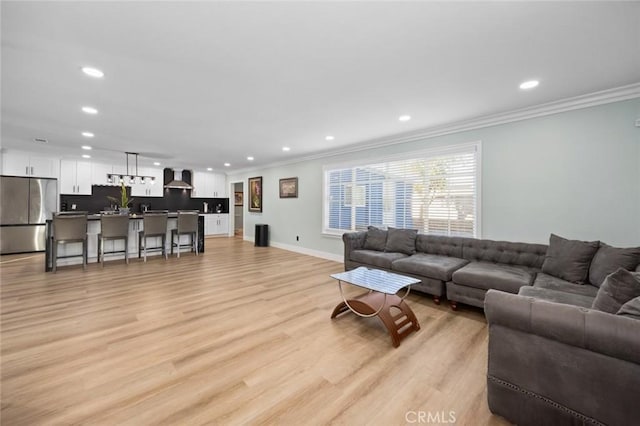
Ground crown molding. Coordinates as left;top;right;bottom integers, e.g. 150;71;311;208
229;83;640;176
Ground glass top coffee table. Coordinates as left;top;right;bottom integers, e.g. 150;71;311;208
330;267;421;348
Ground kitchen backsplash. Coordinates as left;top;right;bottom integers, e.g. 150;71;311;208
60;185;229;214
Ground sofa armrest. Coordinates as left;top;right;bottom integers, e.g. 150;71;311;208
485;290;640;425
484;289;640;364
342;231;366;268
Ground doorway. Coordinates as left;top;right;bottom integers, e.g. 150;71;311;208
233;182;243;238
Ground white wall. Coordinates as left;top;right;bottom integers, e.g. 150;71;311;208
229;99;640;257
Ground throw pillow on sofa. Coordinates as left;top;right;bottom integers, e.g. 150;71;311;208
363;226;388;251
541;234;599;284
592;268;640;314
588;243;640;287
617;296;640;319
385;227;417;255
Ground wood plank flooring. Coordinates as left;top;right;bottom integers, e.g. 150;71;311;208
1;238;509;425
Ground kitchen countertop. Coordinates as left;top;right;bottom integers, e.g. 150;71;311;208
47;212;228;221
47;211;231;222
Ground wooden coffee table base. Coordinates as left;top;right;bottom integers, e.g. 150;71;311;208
331;292;420;348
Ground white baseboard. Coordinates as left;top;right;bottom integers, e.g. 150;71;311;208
242;236;342;263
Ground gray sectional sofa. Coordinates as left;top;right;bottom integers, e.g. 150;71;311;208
343;229;640;310
343;227;640;425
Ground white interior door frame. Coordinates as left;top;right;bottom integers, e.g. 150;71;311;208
228;179;244;237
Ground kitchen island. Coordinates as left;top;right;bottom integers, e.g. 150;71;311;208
44;213;205;271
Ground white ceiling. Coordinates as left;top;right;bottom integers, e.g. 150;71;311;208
2;1;639;173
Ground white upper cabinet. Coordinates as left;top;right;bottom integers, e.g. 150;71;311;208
192;171;226;198
2;151;59;178
3;151;33;176
91;162;116;186
192;171;211;198
211;173;227;197
145;167;164;197
60;160;92;195
131;167;163;197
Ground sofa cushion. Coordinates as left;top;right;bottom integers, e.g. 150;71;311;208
518;286;594;308
541;234;599;284
452;261;535;293
363;226;387;251
415;234;465;258
592;268;640;314
462;238;548;269
617;296;640;320
588;243;640;287
349;249;407;269
533;272;599;298
385;227;417;255
392;253;469;282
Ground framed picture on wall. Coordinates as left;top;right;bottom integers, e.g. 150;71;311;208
234;192;243;206
248;176;262;212
279;177;298;198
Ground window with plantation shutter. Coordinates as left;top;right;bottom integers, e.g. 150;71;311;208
323;142;481;237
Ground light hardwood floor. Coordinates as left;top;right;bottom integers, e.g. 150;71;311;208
1;238;509;425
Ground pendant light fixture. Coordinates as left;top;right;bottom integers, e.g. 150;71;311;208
107;152;155;185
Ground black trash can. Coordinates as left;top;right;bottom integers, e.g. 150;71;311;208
255;224;269;247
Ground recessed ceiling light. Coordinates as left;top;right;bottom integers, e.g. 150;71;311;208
33;138;48;143
81;67;104;78
325;135;335;141
82;106;98;114
398;115;411;122
81;131;94;138
282;146;290;152
247;156;254;161
82;154;91;159
207;167;213;171
519;80;539;90
153;162;161;166
224;163;230;167
81;145;92;150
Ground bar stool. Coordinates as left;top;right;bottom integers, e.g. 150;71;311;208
51;212;88;273
98;214;130;267
171;210;199;258
138;211;168;262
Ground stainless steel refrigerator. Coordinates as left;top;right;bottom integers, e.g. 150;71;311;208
0;176;57;254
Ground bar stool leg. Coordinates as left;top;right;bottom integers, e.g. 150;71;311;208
101;237;105;268
177;233;181;258
125;236;129;264
52;240;57;273
83;239;87;271
164;235;168;260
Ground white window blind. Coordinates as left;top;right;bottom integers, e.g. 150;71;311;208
323;143;480;237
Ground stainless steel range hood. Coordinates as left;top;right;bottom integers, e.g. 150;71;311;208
164;169;193;189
